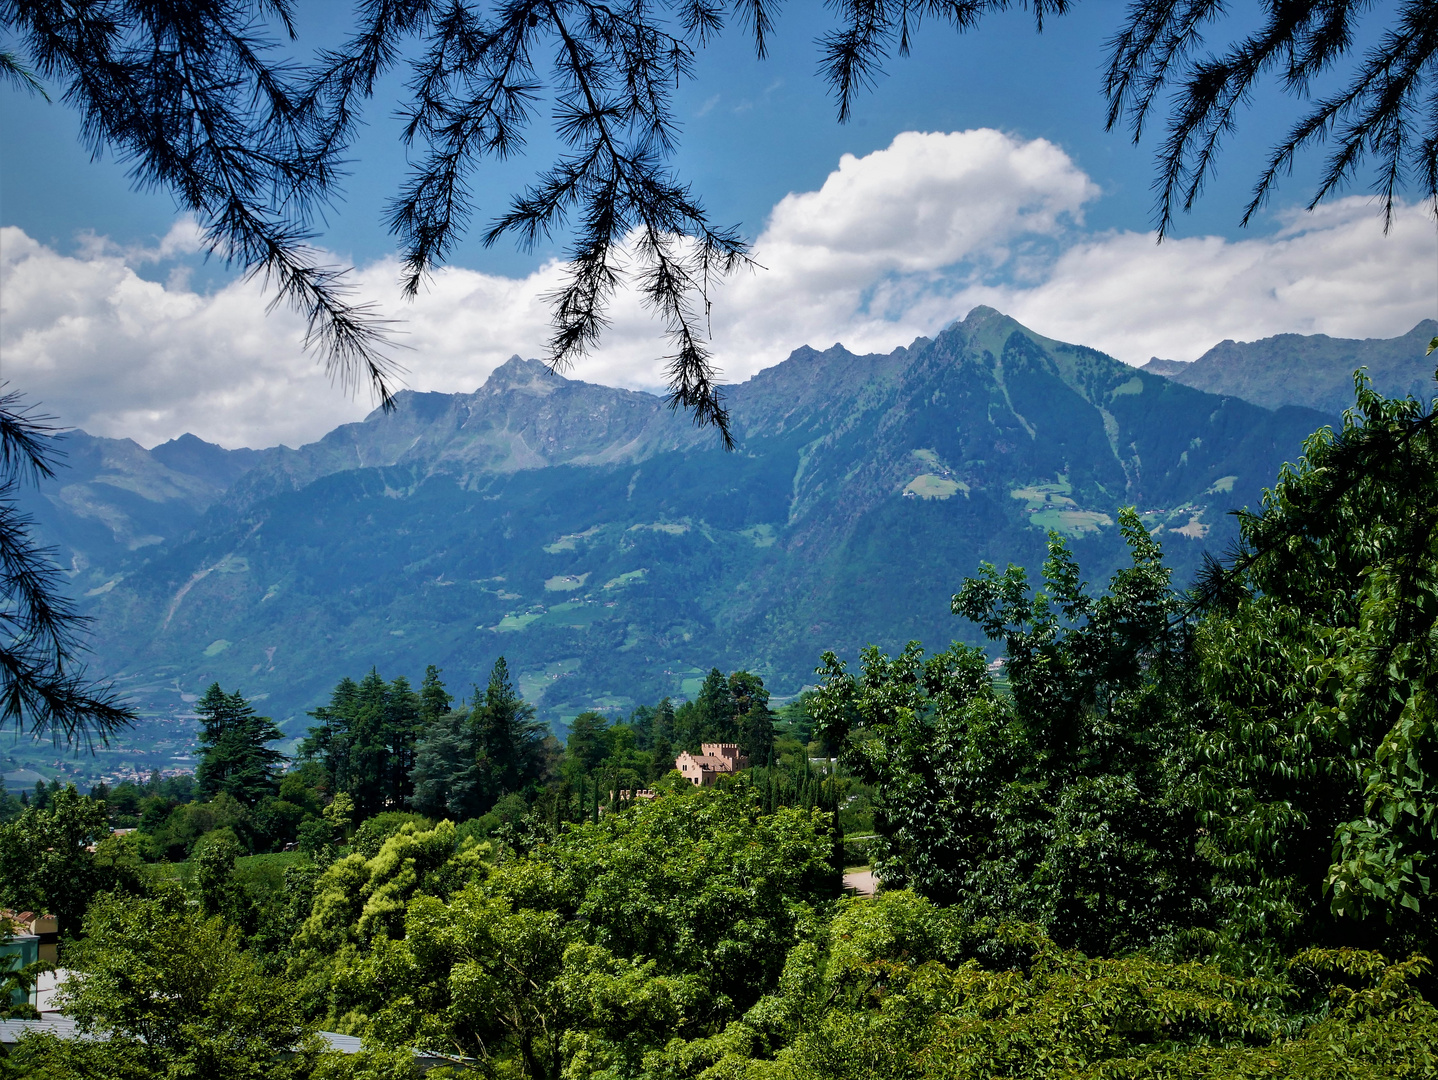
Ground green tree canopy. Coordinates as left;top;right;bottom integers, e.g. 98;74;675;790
565;711;611;774
474;657;549;803
301;670;424;819
409;706;482;821
816;369;1438;962
417;665;451;724
815;512;1204;958
15;894;327;1080
730;671;776;766
294;787;834;1078
0;785;144;933
1192;371;1438;944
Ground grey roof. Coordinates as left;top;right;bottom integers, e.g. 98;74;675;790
0;1017;98;1043
0;1016;452;1069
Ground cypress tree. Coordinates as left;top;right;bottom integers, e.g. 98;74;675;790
653;697;675;742
696;668;736;742
651;734;674;782
386;674;422;810
345;669;392;816
566;711;610;773
729;671;774;763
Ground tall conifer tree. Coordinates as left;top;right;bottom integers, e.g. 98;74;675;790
194;684;285;806
301;670;424;819
696;668;736;743
475;657;546;806
410;707;480;820
418;665;452;725
566;712;610;774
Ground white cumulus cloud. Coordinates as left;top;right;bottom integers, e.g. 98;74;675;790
2;128;1434;449
701;129;1100;369
966;198;1438;365
2;225;366;449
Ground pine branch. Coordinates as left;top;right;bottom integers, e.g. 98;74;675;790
0;392;138;745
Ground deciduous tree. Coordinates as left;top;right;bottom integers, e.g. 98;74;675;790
816;513;1208;957
16;895;326;1080
0;786;145;937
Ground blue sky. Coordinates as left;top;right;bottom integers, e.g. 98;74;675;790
1;3;1311;264
3;2;1434;447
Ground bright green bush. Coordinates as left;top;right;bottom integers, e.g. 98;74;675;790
640;892;1438;1080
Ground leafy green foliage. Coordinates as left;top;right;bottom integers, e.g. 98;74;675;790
718;892;1438;1080
1191;370;1438;947
816;367;1438;965
475;657;549;797
193;829;250;924
14;894;328;1079
564;710;612;775
669;668;777;761
407;705;482;820
815;515;1206;957
0;785;146;933
351;812;433;859
291;788;834;1078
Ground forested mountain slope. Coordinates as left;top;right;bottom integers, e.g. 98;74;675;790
28;430;263;576
28;307;1331;737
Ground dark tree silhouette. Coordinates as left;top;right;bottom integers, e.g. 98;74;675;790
0;391;135;745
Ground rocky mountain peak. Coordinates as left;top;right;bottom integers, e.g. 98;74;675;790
482;356;567;397
1141;357;1191;378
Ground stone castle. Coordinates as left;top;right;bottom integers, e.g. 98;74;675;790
675;743;748;786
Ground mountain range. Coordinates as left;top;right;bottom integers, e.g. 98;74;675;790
1142;319;1437;413
17;308;1437;784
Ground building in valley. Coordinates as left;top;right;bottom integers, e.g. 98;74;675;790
676;743;748;786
